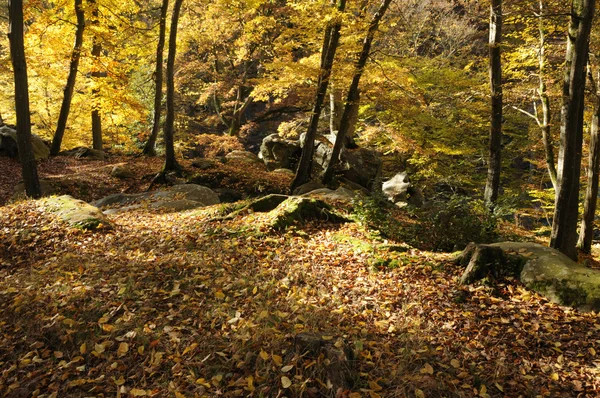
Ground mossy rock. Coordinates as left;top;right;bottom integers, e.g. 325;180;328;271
44;195;112;230
268;197;349;230
458;241;600;311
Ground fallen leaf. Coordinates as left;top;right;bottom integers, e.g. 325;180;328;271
281;376;292;388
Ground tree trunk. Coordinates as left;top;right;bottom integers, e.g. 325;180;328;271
538;0;558;191
577;68;600;253
551;0;595;260
90;0;104;154
142;0;169;157
483;0;503;207
8;0;41;198
228;87;252;136
291;0;346;191
50;0;85;156
322;0;392;184
163;0;183;173
329;86;343;135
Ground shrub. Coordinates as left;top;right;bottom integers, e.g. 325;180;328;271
424;194;497;252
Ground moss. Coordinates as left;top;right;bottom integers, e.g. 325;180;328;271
268;197;348;230
44;195;111;230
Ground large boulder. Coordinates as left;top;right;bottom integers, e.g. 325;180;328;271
225;150;262;164
13;179;60;200
0;125;50;160
44;195;112;230
92;184;220;213
458;242;600;312
340;148;382;190
312;144;382;190
258;134;301;171
60;147;105;160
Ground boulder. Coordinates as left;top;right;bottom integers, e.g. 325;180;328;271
13;179;59;200
292;181;327;196
0;125;50;160
111;164;134;179
225;150;262;164
271;168;295;177
60;147;105;160
92;184;220;212
312;144;382;190
258;134;301;171
382;172;410;203
267;197;348;230
44;195;112;230
458;241;600;312
303;187;356;202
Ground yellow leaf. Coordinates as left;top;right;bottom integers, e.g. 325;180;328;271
281;365;294;373
215;290;225;299
415;389;425;398
80;343;87;354
114;376;125;386
102;323;115;332
95;343;105;354
138;346;144;355
479;384;487;397
281;376;292;388
494;382;504;392
272;354;283;366
252;286;258;294
589;347;597;356
369;380;383;391
259;350;269;361
420;363;434;375
551;373;559;381
450;359;460;368
117;342;129;356
246;376;255;392
195;378;211;388
130;388;147;396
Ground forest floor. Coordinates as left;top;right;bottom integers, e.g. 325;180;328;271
1;155;600;397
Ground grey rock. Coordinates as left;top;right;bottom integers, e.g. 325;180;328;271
382;172;411;203
0;125;50;160
259;134;301;170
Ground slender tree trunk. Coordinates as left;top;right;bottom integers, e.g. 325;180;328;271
538;0;558;191
329;86;343;135
322;0;392;184
89;0;104;154
163;0;183;173
227;87;252;136
483;0;503;207
551;0;595;260
8;0;41;198
142;0;169;157
291;0;346;191
577;68;600;253
50;0;85;156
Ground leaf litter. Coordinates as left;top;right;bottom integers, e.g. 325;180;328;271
1;198;600;397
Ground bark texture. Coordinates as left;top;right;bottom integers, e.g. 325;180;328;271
50;0;85;156
8;0;41;198
483;0;503;207
322;0;392;184
90;0;104;154
551;0;595;260
577;68;600;253
538;0;558;190
163;0;184;173
142;0;169;157
291;0;346;191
